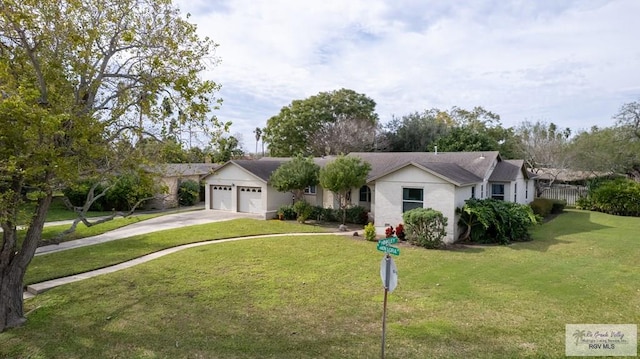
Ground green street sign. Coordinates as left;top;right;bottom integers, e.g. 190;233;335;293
377;242;400;256
378;236;398;246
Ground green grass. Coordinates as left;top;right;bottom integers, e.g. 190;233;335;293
3;210;639;358
39;213;163;242
25;218;329;285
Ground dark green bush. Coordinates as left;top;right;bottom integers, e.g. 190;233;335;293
277;204;297;220
458;198;538;245
178;180;200;206
529;198;553;217
310;206;337;222
104;173;155;211
550;199;566;214
62;180;107;211
345;206;368;225
402;208;448;249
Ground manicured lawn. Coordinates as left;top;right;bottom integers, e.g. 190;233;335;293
3;210;639;358
25;218;330;285
39;213;164;242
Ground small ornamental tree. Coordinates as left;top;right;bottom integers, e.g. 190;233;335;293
402;208;448;249
269;154;320;200
319;155;371;224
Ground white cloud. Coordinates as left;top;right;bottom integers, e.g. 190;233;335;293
176;0;640;150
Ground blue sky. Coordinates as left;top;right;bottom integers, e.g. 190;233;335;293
175;0;640;151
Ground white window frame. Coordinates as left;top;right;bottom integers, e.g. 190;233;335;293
304;185;316;195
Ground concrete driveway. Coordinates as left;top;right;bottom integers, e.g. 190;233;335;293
35;209;262;256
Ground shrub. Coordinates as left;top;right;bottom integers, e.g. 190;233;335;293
277;205;296;220
587;178;640;216
395;224;406;241
63;180;107;211
345;206;368;225
550;199;566;214
458;198;538;245
293;199;313;222
384;226;394;238
178;180;200;206
529;198;553;217
402;208;448;249
105;172;155;211
364;223;377;241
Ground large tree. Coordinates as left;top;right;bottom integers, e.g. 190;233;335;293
269;155;320;200
263;88;379;156
0;0;220;331
319;155;371;224
571;126;640;180
380;109;450;152
514;121;573;194
615;100;640;139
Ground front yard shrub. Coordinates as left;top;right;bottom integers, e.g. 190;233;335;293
364;223;377;241
458;198;538;245
529;198;553;217
105;172;155;211
586;178;640;216
277;205;296;220
402;208;448;249
178;180;200;206
63;180;107;211
345;206;368;225
293;199;313;222
550;199;566;214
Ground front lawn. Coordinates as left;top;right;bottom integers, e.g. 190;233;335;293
3;210;639;358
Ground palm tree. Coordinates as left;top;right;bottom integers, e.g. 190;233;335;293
572;329;586;345
253;127;262;157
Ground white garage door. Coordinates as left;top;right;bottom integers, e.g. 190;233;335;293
210;185;232;210
238;187;262;213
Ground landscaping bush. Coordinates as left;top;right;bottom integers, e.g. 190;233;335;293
550;199;566;214
63;180;107;211
458;198;538;245
104;172;155;211
402;208;448;249
310;206;338;222
529;198;553;217
395;224;406;241
363;223;377;241
178;180;200;206
586;178;640;216
277;205;297;220
345;206;368;225
293;199;313;222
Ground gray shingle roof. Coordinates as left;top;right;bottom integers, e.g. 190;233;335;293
229;159;289;182
348;151;499;184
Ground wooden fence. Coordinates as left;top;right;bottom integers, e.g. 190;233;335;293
539;185;588;206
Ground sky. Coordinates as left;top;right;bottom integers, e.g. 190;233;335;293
174;0;640;151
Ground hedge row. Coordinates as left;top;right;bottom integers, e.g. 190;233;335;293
577;178;640;216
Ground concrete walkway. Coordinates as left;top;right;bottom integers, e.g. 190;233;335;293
36;209;262;255
25;232;344;299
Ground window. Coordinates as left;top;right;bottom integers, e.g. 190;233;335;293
304;185;316;195
471;186;476;199
481;184;484;199
514;183;518;202
525;180;529;199
491;184;505;200
359;186;371;202
403;187;423;212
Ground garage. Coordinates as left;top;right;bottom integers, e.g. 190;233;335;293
210;185;232;210
238;186;262;213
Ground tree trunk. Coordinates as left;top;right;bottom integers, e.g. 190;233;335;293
0;192;52;332
0;261;28;332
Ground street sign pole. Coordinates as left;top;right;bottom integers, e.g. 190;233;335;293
381;253;391;359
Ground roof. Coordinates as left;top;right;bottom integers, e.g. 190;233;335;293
225;159;289;182
348;151;499;183
149;163;219;177
209;151;531;187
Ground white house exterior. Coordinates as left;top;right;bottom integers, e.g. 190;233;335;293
202;151;537;243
